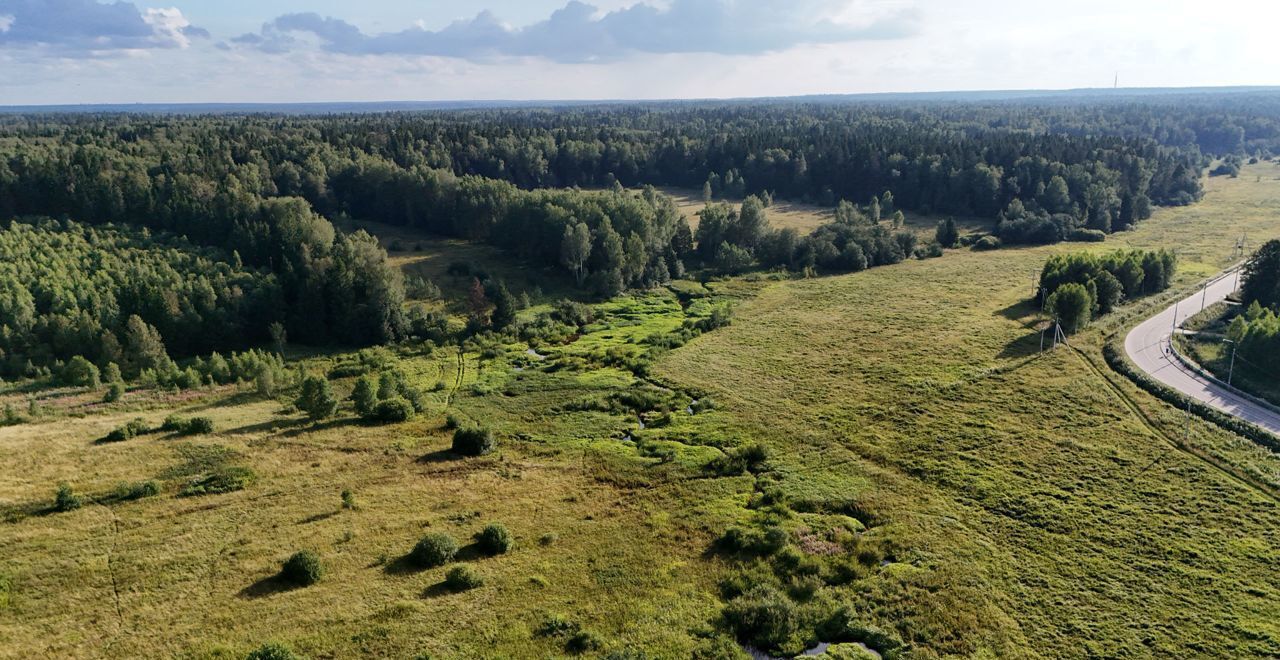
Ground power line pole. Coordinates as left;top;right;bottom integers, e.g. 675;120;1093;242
1201;282;1208;312
1225;339;1238;386
1183;398;1192;444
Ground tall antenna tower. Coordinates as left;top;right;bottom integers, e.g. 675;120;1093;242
1114;72;1119;89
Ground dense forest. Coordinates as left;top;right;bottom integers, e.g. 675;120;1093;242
0;93;1276;372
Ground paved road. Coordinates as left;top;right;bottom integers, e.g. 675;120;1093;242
1124;268;1280;437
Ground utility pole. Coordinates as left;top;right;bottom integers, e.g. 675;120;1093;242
1201;282;1208;312
1171;300;1180;336
1183;399;1192;444
1224;339;1237;386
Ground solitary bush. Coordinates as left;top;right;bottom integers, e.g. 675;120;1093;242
445;565;484;591
281;550;324;586
722;585;799;651
103;381;125;403
115;480;160;501
370;397;415;423
566;630;603;654
180;466;256;496
452;427;496;456
410;532;459;568
186;416;215;434
972;235;1002;251
706;443;769;476
245;642;300;660
55;483;82;512
341;488;358;510
476;522;513;555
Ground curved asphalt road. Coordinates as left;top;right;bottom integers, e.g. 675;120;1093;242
1124;268;1280;438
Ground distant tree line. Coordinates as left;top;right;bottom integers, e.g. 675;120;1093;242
1038;249;1177;333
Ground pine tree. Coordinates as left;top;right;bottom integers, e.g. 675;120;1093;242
351;377;377;417
296;375;338;420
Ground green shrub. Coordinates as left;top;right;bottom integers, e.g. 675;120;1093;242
185;416;215;434
103;381;125;403
180;466;256;496
444;565;484;591
705;443;769;476
536;613;580;638
102;418;151;443
722;585;799;652
54;483;82;512
281;550;324;586
476;522;513;555
370;397;415;423
539;533;558;546
410;532;459;568
1066;228;1107;242
245;642;300;660
295;375;338;420
451;427;496;456
163;415;215;435
566;630;602;654
972;235;1002;251
115;480;161;501
340;489;358;510
61;356;100;388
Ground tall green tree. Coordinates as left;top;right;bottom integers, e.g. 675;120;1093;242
934;217;959;248
560;222;592;286
296;375;338;420
1048;283;1094;334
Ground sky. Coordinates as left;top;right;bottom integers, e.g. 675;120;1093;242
0;0;1276;105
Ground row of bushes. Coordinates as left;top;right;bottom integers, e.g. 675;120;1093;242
100;415;214;443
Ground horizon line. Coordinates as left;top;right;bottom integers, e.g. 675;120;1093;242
2;84;1279;112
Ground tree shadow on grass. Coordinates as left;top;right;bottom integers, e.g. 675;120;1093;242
297;510;339;525
221;417;308;436
995;299;1039;324
416;449;461;464
382;554;424;576
276;418;360;439
238;573;303;600
422;582;458;599
998;331;1045;360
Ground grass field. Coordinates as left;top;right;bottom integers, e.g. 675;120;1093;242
3;164;1280;658
655;162;1280;656
663;187;989;242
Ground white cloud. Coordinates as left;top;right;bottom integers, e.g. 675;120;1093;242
229;0;921;62
0;0;205;57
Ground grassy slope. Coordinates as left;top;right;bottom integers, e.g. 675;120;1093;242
655;163;1280;656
